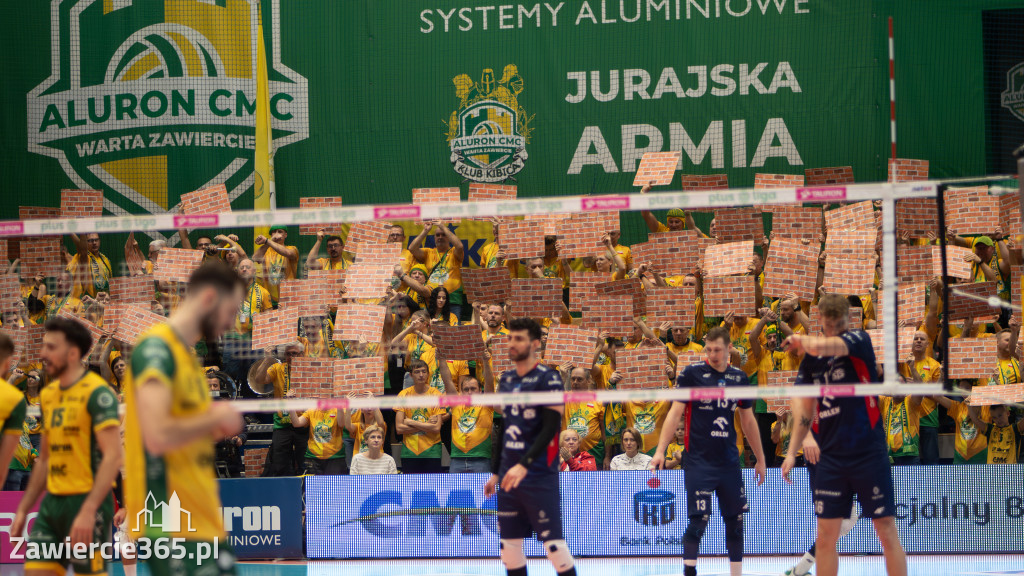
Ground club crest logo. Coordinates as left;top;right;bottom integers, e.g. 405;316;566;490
1001;61;1024;123
445;65;532;183
27;0;308;243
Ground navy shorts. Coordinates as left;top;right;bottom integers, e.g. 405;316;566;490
497;476;563;541
813;453;895;519
685;465;748;518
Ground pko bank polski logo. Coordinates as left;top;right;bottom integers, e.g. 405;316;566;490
340;489;500;538
27;0;308;242
634;477;676;527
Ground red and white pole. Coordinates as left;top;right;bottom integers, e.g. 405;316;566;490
889;17;897;168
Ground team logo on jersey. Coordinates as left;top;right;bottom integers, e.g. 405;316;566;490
27;0;308;244
313;419;334;444
713;416;730;430
960;417;978;441
456;409;479;434
634;411;656;434
1002;61;1024;123
445;65;532;183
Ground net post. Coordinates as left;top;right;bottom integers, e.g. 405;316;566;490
935;183;952;392
881;184;899;388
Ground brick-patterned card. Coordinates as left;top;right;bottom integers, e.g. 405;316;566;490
112;305;167;345
108;275;154;305
865;328;915;367
581;294;633;336
345;243;401;299
824;201;876;232
595;277;647;318
969;384;1024;407
556;213;609;259
822;255;877;296
333;303;387;343
17;237;63;279
350;241;401;267
895;198;940;238
633;151;681;186
510;278;564;319
674;352;705;371
523;214;564;236
56;308;104;359
754;173;804;189
0;239;7;263
298;196;344;236
499;220;546;260
704;275;756;317
7;324;46;368
704;241;753;278
290;357;338;399
569;271;606;313
463;267;512;307
999;192;1022;234
334;356;387;396
764;370;798;414
771;206;824;240
617;346;670;389
345;221;393;251
804;166;854;186
713;208;764;243
152;248;204;283
888;158;929;182
631;231;712;278
307;269;347;306
244;448;269;478
60;189;103;219
947;338;998;379
679;174;728;191
412;187;461;204
948;281;1000;322
0;273;20;313
824;229;877;257
543;325;599;369
487;335;516;377
251;307;300;351
875;282;927;328
945;186;999;235
645;286;697;327
763;238;820;300
179;184;231;215
99;303;129;335
279;278;336;317
896;246;932;283
468;183;517;202
933;245;973;281
19;206;60;220
433;322;487;361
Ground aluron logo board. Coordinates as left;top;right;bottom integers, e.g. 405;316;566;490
27;0;308;242
1001;61;1024;123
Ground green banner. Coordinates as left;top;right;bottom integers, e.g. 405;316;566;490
0;0;1014;251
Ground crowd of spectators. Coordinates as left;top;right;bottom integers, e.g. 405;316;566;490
3;190;1023;486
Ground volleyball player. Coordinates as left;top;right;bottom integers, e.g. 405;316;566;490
123;260;245;576
651;326;766;576
781;294;907;576
484;318;576;576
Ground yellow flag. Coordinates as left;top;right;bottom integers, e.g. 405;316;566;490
254;6;275;248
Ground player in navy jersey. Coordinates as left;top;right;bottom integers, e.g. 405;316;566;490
651;326;766;576
484;318;576;576
780;294;907;576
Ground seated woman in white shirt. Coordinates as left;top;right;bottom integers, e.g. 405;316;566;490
610;427;652;471
349;424;398;475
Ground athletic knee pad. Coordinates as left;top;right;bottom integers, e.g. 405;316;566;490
683;515;709;560
500;539;527;571
724;514;744;563
544;539;574;573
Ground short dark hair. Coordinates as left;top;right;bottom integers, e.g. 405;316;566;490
508;318;543;342
818;293;850;320
0;332;14;360
326;235;344;245
44;317;94;358
196;235;213;243
704;326;731;347
407;359;429;373
187;259;244;295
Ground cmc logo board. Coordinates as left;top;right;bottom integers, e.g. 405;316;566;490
306;467;1024;559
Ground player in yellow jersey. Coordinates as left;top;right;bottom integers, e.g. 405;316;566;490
123;260;245;576
11;318;122;576
0;332;26;490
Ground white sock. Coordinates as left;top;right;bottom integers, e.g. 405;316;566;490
794;552;815;575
